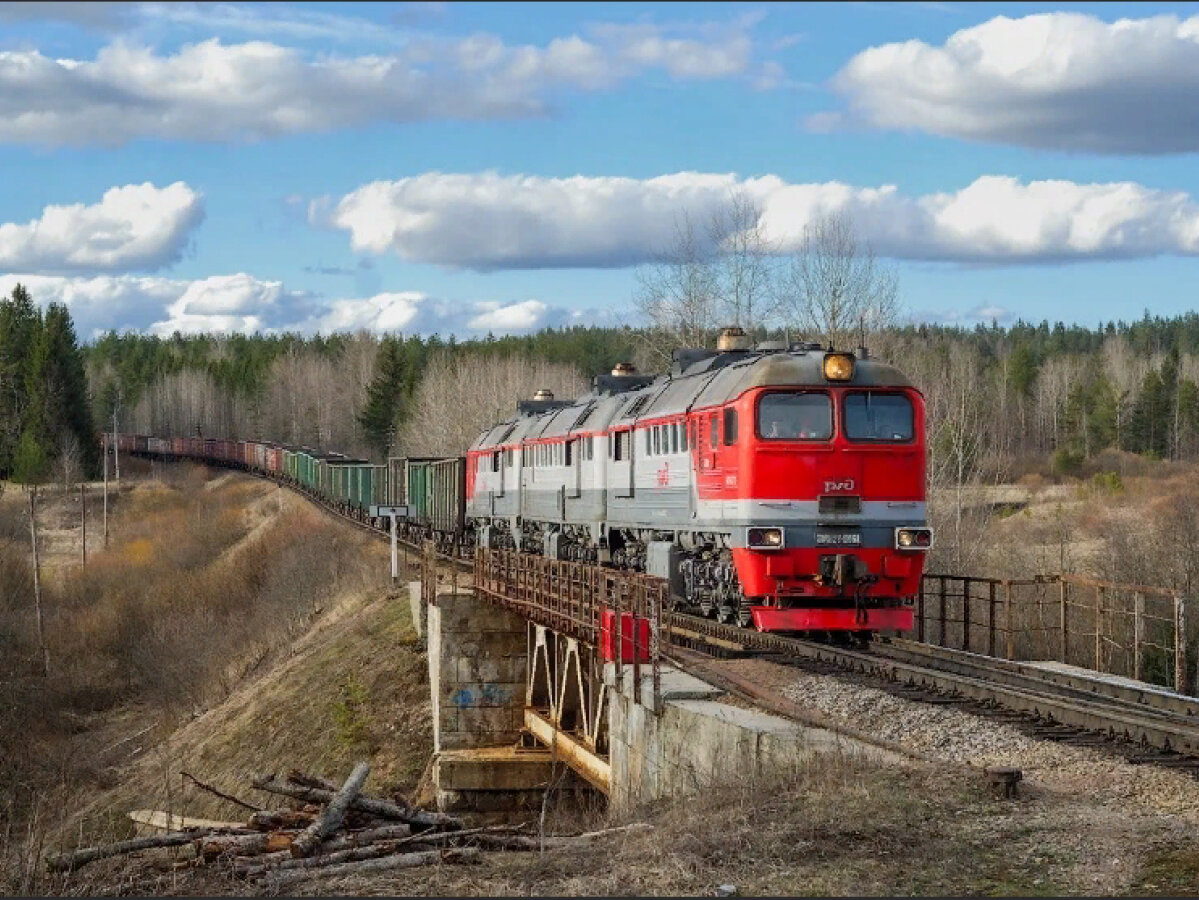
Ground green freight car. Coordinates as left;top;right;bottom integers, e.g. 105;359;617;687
405;457;467;536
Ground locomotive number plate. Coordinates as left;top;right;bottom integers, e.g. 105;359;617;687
816;529;862;546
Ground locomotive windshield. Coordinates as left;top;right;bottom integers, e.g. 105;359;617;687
757;392;832;440
843;392;914;442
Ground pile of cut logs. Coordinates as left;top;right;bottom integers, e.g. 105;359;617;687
45;762;648;888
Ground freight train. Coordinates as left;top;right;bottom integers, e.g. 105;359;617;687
112;327;932;637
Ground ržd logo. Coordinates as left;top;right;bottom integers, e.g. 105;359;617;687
823;478;855;493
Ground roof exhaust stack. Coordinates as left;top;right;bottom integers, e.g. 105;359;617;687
716;326;752;352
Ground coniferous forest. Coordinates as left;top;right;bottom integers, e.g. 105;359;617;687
5;280;1199;486
0;285;98;484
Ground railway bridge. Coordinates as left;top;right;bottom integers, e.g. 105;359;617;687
407;535;1199;815
413;542;867;814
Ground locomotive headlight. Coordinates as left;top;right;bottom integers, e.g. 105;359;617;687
822;352;855;381
748;527;784;549
895;527;933;550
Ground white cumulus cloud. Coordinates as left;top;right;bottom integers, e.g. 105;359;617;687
821;12;1199;153
0;272;591;338
0;182;204;274
328;171;775;268
301;293;584;335
326;170;1199;269
0;20;756;146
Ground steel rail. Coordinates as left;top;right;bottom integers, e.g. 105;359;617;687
669;612;1199;756
882;637;1199;721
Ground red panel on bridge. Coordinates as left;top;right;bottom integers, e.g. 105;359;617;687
600;609;652;663
750;605;914;632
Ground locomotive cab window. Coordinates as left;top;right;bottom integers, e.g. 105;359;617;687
757;392;832;440
844;392;914;442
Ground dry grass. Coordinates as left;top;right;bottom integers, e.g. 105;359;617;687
0;465;427;896
265;757;1078;898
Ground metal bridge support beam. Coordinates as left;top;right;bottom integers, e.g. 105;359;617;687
525;624;611;793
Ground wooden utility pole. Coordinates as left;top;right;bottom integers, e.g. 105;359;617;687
80;483;87;569
112;409;121;487
103;432;109;548
28;488;48;678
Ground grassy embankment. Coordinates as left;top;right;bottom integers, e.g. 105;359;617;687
0;461;429;894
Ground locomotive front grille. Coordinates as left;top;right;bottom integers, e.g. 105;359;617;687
818;494;862;514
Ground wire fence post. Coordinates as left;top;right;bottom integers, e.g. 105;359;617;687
652;581;662;713
1004;581;1014;660
917;577;926;643
1095;584;1104;673
80;483;87;570
1134;591;1145;683
938;577;948;648
1175;592;1187;695
631;581;642;707
962;577;972;653
987;581;996;657
1059;577;1068;665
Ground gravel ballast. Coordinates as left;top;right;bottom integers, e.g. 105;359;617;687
716;656;1199;818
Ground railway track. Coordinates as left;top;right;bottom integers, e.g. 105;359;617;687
669;612;1199;769
151;455;1199;773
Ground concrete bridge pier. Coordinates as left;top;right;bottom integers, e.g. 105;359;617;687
427;589;585;815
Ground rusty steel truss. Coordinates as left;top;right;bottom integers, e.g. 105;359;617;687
472;548;665;703
471;548;669;795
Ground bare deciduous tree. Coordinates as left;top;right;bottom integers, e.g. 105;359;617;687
1035;356;1085;454
708;190;778;331
635;212;719;364
398;354;586;457
1102;335;1149;450
56;433;80;494
778;212;898;350
909;341;1002;572
128;337;379;458
635;190;778;362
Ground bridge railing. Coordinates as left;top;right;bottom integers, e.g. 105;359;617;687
919;573;1188;693
472;547;665;710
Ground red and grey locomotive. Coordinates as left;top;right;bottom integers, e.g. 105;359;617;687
466;327;932;637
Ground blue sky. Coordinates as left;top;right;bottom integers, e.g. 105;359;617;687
2;1;1199;338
